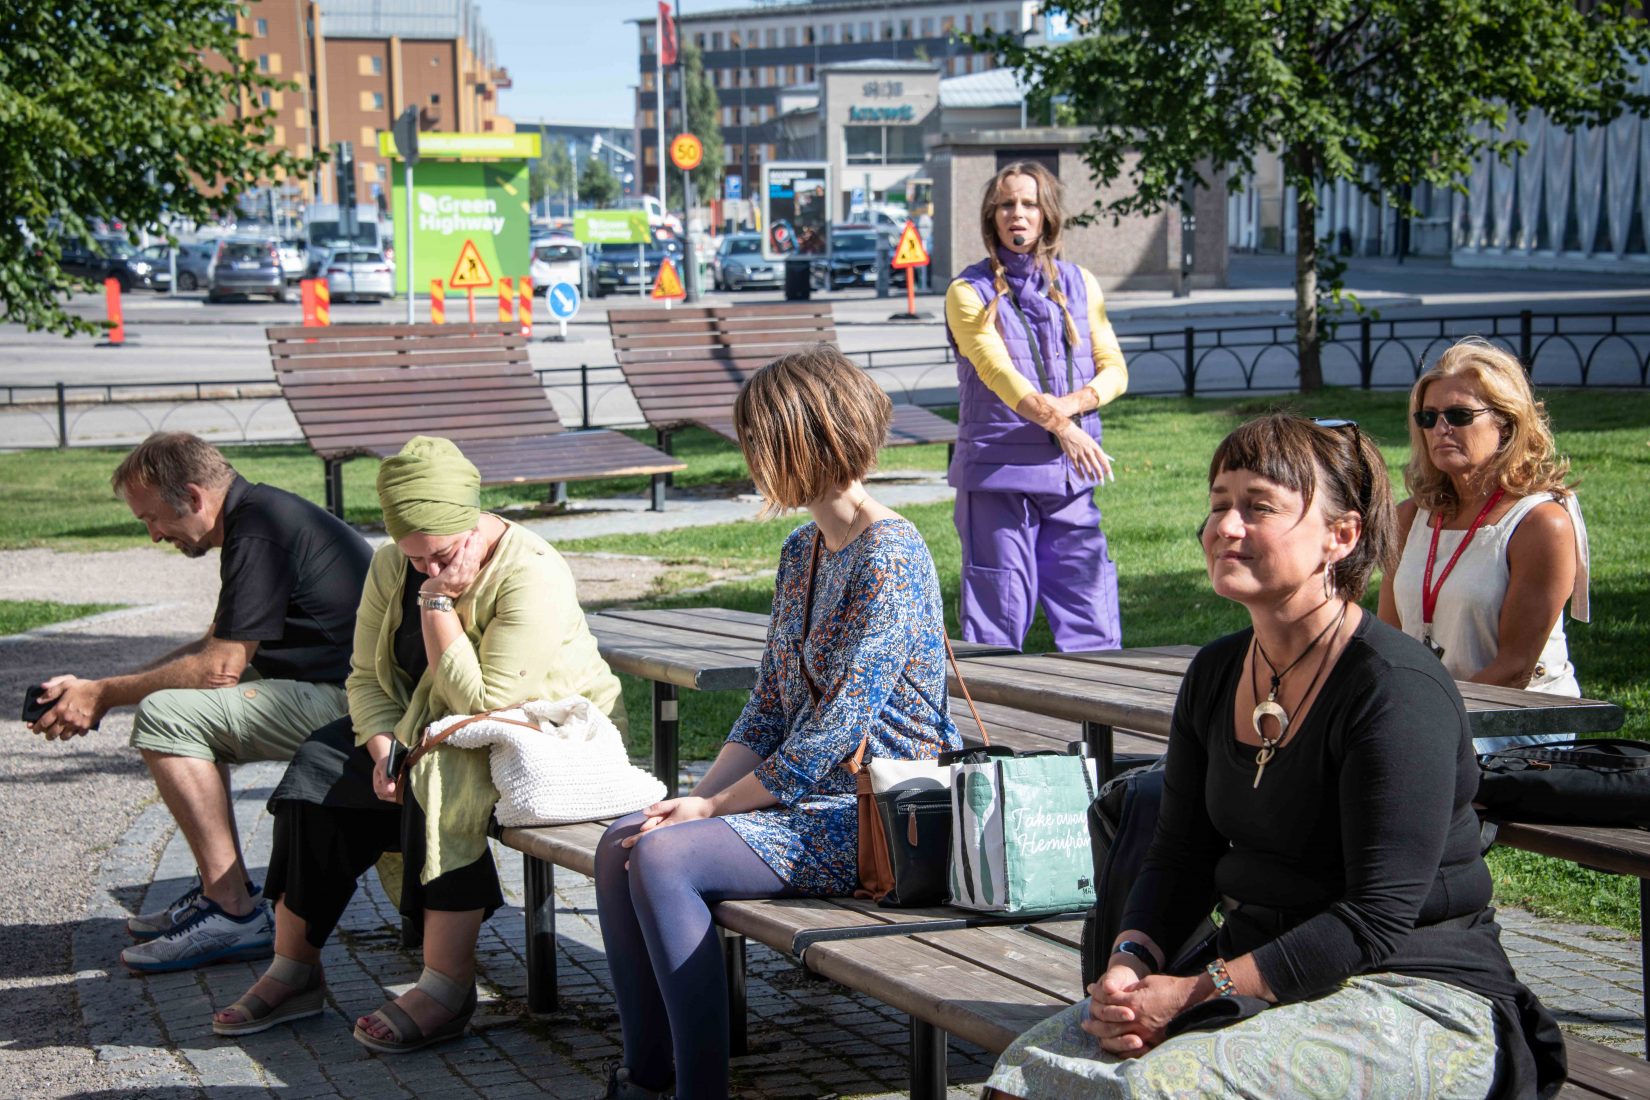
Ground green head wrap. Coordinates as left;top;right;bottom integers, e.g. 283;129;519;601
376;436;481;541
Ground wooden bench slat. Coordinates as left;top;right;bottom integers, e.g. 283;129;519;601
271;346;526;372
271;333;523;359
267;321;519;341
278;361;541;390
1561;1038;1650;1099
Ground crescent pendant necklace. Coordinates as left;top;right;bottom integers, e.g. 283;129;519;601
1249;599;1349;788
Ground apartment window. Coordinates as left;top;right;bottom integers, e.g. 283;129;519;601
764;28;777;47
260;90;272;107
712;31;723;49
375;163;387;181
859;21;872;41
804;64;814;81
257;54;270;72
920;17;935;36
819;24;834;44
748;27;759;48
784;25;797;46
643;109;656;128
730;30;741;47
694;32;706;48
964;14;974;33
881;20;894;40
643;70;655;91
1006;8;1020;31
373;91;385;109
255;17;267;36
845;125;925;165
804;25;815;45
841;22;853;43
370;55;383;75
942;16;956;34
642;32;653;54
900;18;914;38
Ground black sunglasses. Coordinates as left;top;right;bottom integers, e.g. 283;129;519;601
1413;406;1494;430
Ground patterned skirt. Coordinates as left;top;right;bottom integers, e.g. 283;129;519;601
984;973;1497;1100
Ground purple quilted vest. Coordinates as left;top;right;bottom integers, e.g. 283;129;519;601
946;248;1104;493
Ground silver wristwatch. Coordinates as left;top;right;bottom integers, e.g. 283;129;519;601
417;593;455;613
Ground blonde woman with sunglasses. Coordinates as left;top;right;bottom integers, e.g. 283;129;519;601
1377;339;1589;748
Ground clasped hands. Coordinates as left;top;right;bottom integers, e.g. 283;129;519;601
1015;391;1115;484
1082;964;1206;1058
620;795;716;850
27;675;105;740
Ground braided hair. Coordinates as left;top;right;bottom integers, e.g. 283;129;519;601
978;161;1081;348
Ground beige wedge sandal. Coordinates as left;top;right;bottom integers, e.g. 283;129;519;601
213;955;325;1037
352;965;477;1055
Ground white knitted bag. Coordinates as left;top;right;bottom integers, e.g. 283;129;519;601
426;697;666;827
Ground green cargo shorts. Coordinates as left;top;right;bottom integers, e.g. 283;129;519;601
128;679;349;766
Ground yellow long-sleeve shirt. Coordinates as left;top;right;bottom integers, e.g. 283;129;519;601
945;267;1128;411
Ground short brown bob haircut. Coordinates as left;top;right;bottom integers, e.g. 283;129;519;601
111;431;237;514
733;344;891;511
1208;413;1397;602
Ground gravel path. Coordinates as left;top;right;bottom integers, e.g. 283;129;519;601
0;545;698;1096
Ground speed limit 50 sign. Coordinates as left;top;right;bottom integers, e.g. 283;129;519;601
670;133;703;171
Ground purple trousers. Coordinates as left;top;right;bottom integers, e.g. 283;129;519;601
955;487;1121;652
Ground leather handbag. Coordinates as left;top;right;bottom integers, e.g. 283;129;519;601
1476;738;1650;827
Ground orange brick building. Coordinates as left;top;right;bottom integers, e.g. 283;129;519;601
232;0;513;205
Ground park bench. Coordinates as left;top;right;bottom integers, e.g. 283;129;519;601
266;322;684;515
604;302;958;460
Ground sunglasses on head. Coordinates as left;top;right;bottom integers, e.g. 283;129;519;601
1413;406;1494;430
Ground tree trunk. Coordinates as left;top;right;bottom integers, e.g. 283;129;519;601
1294;151;1322;393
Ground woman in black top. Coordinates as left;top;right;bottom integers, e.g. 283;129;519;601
986;414;1564;1099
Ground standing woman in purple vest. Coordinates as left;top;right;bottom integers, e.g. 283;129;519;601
945;161;1130;651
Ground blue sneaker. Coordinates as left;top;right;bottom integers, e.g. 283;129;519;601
128;878;261;942
120;897;273;973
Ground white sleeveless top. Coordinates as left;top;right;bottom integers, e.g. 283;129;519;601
1391;493;1586;698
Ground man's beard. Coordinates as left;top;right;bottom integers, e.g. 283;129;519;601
174;540;210;559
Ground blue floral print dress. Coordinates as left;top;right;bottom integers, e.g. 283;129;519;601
725;517;959;895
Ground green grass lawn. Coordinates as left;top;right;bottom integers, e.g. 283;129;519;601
0;599;123;636
4;387;1646;932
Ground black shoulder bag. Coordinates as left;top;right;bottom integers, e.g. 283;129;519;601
1476;738;1650;827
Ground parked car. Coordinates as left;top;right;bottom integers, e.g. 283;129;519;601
590;232;684;297
136;241;216;291
826;225;892;289
712;233;778;291
58;236;158;291
529;237;587;297
207;238;290;302
277;240;308;283
323;249;395;302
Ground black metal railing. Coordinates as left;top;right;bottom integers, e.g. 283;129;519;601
9;309;1645;449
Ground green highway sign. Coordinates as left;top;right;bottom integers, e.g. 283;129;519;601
390;160;530;296
574;209;651;245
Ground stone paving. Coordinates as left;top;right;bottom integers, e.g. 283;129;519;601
71;757;1644;1099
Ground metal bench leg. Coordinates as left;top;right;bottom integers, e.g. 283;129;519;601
550;481;568;506
650;473;667;512
653;681;680;798
722;930;748;1057
1084;720;1116;781
910;1017;947;1100
323;458;345;518
657;429;675;489
1641;877;1648;1058
525;853;558;1015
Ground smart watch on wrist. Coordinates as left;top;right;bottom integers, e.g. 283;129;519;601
1113;939;1158;974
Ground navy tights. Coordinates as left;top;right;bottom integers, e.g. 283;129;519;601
594;812;801;1100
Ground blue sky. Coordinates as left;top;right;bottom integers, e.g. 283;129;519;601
484;0;732;127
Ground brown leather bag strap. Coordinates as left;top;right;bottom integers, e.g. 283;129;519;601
401;703;536;777
799;530;824;708
943;634;990;747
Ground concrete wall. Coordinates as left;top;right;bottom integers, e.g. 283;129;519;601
927;128;1228;292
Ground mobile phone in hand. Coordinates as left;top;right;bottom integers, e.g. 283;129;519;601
20;684;51;725
383;740;405;782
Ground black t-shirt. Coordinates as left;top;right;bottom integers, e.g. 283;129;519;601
213;477;372;684
1120;613;1564;1095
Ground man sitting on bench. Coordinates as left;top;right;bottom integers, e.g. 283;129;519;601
27;432;372;973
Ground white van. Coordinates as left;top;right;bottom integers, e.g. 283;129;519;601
618;194;683;234
530;237;587;296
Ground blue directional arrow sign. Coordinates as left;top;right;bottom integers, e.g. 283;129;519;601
548;282;581;320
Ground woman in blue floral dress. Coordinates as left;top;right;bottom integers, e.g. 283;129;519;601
594;346;960;1100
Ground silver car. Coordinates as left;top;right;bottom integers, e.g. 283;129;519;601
324;249;395;302
713;233;777;291
208;238;290;302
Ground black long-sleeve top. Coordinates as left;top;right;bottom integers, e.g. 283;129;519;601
1120;613;1564;1097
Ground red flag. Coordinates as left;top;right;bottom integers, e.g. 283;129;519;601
658;2;678;65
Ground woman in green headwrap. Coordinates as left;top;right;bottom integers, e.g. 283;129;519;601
212;436;623;1053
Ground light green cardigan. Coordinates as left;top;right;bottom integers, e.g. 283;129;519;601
347;519;624;883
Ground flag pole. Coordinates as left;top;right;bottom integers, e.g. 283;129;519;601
655;6;666;217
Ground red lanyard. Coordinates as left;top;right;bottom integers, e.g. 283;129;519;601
1421;488;1505;630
